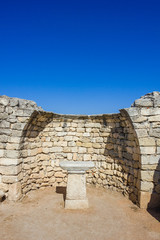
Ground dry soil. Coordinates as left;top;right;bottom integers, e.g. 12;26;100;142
0;186;160;240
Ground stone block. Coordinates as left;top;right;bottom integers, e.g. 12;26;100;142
6;150;19;159
0;164;21;175
141;155;160;164
0;97;9;106
140;147;155;155
136;129;148;138
78;147;87;153
0;135;8;143
55;172;65;178
148;115;160;122
126;108;140;117
2;175;18;183
141;171;154;181
51;147;63;152
8;182;22;201
134;98;153;107
138;138;155;146
84;154;91;161
0;158;22;166
140;181;154;192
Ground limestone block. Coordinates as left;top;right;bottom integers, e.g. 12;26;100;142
126;108;139;117
55;172;65;178
84;154;91;161
78;147;86;153
0;97;9;106
136;129;148;138
68;141;76;147
2;175;18;183
67;153;72;160
148;115;160;122
141;108;160;116
132;116;147;123
140;147;155;155
134;98;153;107
92;143;101;149
141;155;160;164
51;147;63;152
82;142;92;148
0;158;22;166
83;133;90;137
0;164;21;175
77;128;85;133
141;171;154;181
55;127;63;131
106;170;113;175
8;182;22;201
6;143;19;150
140;181;154;192
8;137;21;143
138;137;155;146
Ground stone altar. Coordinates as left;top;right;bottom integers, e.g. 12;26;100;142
60;161;94;209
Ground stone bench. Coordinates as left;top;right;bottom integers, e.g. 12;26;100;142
60;161;94;209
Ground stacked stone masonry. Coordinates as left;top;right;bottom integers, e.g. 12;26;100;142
0;92;160;209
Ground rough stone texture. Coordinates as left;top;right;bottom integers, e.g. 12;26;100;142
0;92;160;209
0;95;42;200
127;91;160;208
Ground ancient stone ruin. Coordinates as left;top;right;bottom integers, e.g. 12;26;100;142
0;92;160;209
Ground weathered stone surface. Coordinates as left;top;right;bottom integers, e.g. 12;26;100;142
140;147;155;155
8;182;22;201
141;155;160;165
140;181;154;192
134;98;153;107
138;137;155;146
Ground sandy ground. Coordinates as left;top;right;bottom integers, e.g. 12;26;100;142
0;186;160;240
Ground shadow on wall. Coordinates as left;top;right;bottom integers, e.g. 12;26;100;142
20;111;54;141
147;159;160;222
103;114;141;206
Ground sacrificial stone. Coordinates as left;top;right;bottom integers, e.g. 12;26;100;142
60;161;95;209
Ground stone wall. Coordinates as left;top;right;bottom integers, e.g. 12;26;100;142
0;96;42;200
0;92;160;209
125;91;160;208
19;112;140;205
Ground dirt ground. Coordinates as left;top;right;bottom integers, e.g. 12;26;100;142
0;186;160;240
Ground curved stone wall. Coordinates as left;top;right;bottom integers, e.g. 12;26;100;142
19;111;140;205
0;92;160;209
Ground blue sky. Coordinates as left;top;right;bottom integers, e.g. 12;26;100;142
0;0;160;114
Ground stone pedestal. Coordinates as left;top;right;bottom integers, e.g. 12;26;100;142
60;161;94;209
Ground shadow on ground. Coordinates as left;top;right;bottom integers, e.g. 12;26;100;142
56;186;66;201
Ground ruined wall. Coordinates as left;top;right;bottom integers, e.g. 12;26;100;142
125;91;160;208
0;96;42;200
0;92;160;209
19;111;140;205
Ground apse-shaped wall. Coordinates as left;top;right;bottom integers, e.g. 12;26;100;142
0;92;160;209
